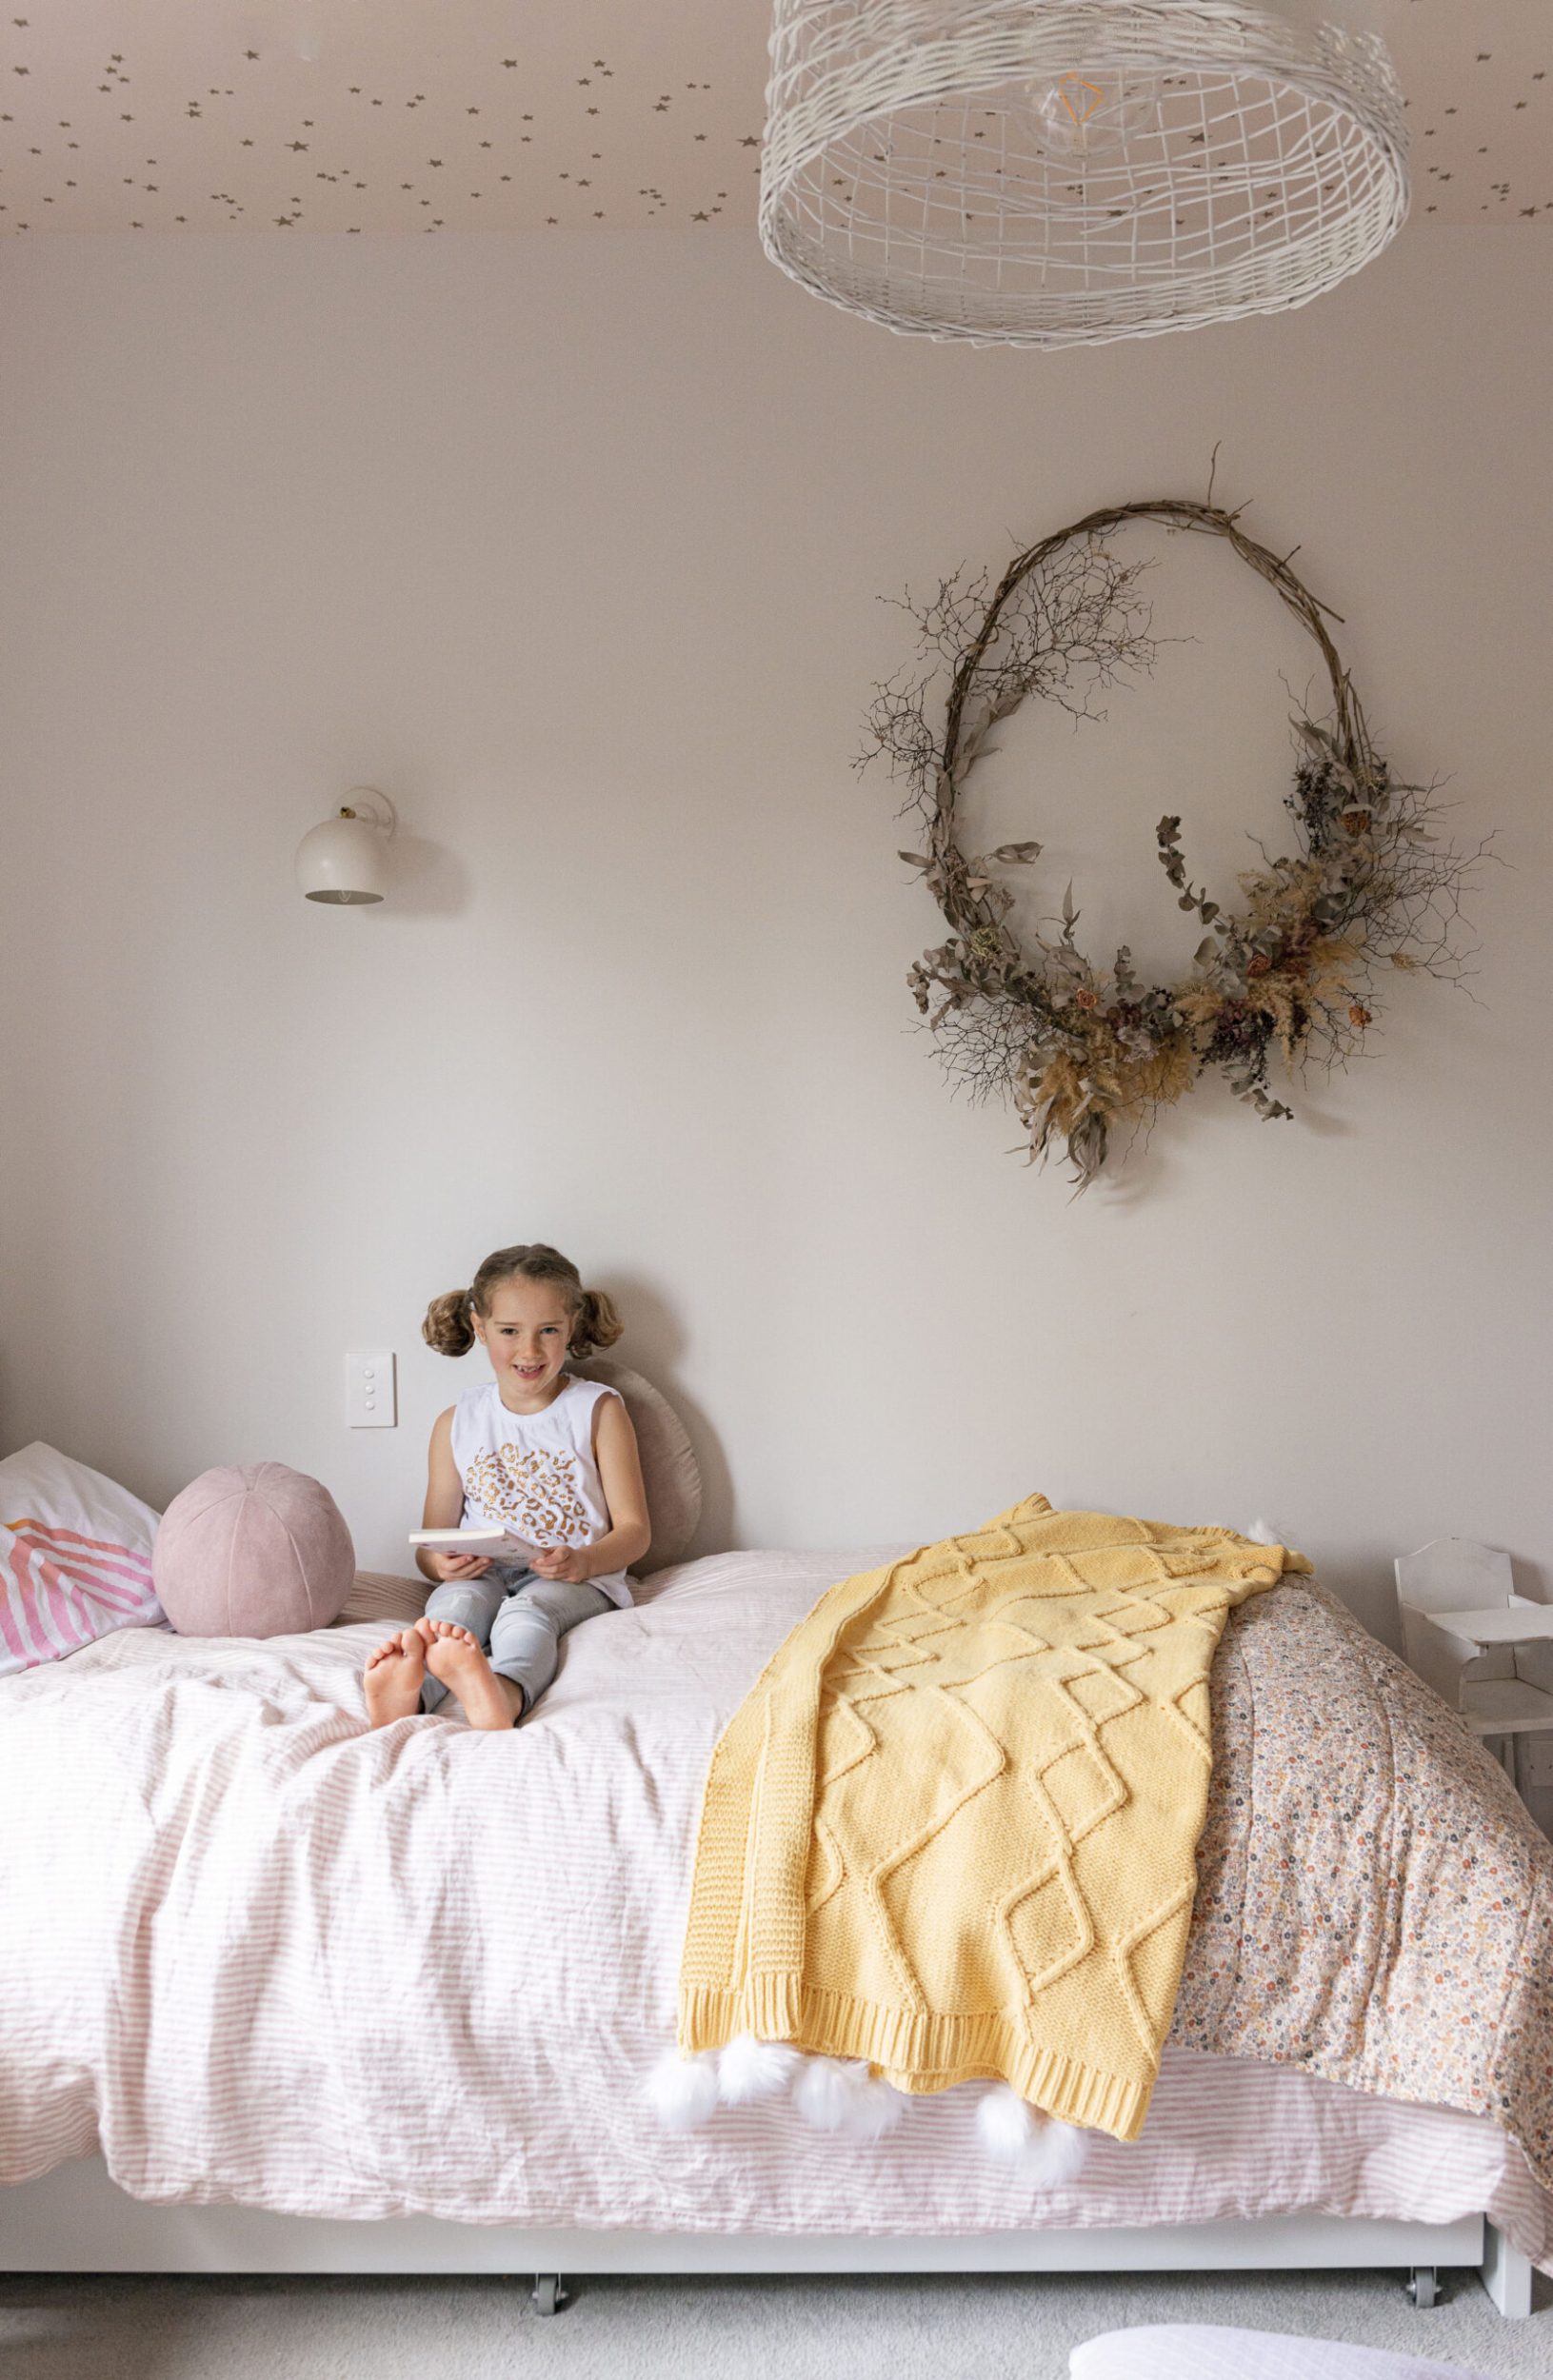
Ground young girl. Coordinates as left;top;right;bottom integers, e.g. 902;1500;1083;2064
364;1243;650;1732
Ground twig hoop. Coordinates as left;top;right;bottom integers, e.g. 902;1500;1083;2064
863;495;1483;1183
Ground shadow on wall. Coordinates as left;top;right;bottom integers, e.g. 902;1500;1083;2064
1073;1069;1360;1217
359;834;470;920
1317;1550;1406;1656
598;1270;734;1562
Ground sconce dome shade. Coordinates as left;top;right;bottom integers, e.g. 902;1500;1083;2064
295;810;388;904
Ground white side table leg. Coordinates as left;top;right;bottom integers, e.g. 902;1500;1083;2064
1482;2219;1533;2317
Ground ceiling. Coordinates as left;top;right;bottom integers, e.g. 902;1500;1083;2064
0;3;1544;235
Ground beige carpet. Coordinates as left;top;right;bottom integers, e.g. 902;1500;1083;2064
0;2267;1547;2380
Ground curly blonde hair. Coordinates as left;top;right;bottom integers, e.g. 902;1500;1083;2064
422;1243;623;1363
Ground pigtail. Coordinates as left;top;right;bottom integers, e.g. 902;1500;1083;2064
569;1285;623;1359
422;1287;477;1359
440;1241;620;1359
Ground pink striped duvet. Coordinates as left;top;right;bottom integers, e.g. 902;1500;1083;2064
0;1544;1548;2268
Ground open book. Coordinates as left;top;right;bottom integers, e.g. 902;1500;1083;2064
408;1527;543;1564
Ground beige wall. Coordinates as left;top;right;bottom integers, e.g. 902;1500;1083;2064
1;228;1548;1654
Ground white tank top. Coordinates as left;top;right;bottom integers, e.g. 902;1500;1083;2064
448;1376;631;1609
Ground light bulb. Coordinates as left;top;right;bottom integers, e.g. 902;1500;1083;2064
1027;69;1162;165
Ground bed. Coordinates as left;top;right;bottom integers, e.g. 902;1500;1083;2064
0;1541;1545;2318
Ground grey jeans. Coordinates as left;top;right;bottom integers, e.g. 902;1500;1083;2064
419;1568;611;1720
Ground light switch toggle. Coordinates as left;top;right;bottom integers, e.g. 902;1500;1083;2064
347;1350;397;1429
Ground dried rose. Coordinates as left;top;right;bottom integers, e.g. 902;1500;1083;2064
1074;987;1098;1010
1342;810;1372;838
1246;954;1272;978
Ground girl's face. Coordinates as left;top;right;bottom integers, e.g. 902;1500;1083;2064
473;1276;576;1408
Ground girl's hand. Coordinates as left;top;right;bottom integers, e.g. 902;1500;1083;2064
528;1545;589;1585
431;1550;492;1581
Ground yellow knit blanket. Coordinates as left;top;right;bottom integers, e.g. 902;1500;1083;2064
679;1496;1310;2141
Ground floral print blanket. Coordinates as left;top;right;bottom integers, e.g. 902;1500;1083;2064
1177;1575;1553;2191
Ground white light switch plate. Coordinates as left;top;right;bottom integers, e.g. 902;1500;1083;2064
347;1350;396;1428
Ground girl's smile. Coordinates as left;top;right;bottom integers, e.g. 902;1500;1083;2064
472;1278;575;1412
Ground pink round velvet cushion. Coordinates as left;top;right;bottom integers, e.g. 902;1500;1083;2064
152;1462;355;1637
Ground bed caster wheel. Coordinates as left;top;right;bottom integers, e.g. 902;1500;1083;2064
1405;2266;1440;2310
530;2272;568;2316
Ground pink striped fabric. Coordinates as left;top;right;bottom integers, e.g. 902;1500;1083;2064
0;1442;164;1677
0;1521;161;1676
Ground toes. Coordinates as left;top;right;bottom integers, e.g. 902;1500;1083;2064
424;1623;484;1671
367;1630;426;1675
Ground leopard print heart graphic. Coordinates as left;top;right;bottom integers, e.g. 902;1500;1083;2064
464;1443;590;1547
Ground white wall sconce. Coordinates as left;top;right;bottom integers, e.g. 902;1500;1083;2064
295;787;397;905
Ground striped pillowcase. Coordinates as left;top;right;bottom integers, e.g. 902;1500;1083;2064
0;1442;163;1679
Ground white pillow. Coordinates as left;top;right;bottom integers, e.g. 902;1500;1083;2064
0;1441;163;1677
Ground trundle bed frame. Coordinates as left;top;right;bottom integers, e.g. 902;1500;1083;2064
0;2155;1533;2320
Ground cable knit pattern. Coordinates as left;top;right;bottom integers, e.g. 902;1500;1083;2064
679;1496;1306;2140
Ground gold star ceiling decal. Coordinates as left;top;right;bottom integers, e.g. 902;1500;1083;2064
0;2;1544;234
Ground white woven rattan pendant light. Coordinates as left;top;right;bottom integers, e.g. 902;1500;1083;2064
760;2;1409;347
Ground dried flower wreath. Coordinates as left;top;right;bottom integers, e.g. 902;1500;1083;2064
859;495;1485;1186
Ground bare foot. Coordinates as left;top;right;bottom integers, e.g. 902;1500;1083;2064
364;1627;426;1727
421;1619;524;1731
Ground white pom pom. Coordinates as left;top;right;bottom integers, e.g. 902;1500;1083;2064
792;2054;906;2140
717;2033;801;2106
975;2087;1090;2185
1022;2116;1089;2187
1244;1517;1284;1547
838;2073;906;2142
645;2048;720;2132
793;2054;864;2132
976;2083;1037;2160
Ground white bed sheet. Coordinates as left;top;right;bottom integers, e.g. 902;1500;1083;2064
0;1545;1545;2266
